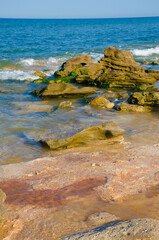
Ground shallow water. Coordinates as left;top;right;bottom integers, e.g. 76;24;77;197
0;79;159;165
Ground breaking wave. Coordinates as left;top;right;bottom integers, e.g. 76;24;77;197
132;46;159;57
0;69;40;81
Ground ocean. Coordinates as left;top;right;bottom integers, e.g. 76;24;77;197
0;17;159;164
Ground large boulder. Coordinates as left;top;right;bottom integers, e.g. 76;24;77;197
32;83;96;98
39;121;125;150
0;189;8;223
96;70;156;89
55;54;94;77
100;47;141;71
75;47;156;89
62;218;159;240
53;47;156;90
128;92;159;106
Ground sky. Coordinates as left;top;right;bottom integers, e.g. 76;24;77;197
0;0;159;19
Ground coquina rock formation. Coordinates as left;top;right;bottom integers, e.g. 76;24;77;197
54;47;157;89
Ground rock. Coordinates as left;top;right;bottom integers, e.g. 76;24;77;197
32;83;96;98
146;69;159;80
76;74;97;84
128;92;159;106
152;61;159;65
142;61;149;65
86;212;118;226
63;218;159;240
101;47;141;71
39;121;125;150
55;55;94;77
58;101;73;110
89;96;110;107
97;70;156;89
115;102;151;112
75;47;156;89
53;47;156;90
23;103;53;113
105;102;114;109
104;92;129;99
34;70;46;78
74;63;105;84
75;63;104;76
0;189;8;223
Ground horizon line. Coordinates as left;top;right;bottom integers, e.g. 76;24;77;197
0;16;159;20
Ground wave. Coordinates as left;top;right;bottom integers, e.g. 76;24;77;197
17;52;104;69
0;69;40;81
17;57;67;69
132;46;159;57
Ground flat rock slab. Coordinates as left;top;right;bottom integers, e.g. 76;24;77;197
32;83;96;98
63;218;159;240
39;121;125;150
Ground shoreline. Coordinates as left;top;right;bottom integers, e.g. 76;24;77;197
0;142;159;239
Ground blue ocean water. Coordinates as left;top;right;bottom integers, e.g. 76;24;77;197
0;17;159;164
0;17;159;61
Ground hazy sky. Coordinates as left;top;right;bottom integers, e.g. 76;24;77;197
0;0;159;19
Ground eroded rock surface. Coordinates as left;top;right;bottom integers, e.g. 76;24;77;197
55;54;94;77
115;102;151;112
54;47;156;90
0;143;159;239
128;92;159;106
39;121;125;150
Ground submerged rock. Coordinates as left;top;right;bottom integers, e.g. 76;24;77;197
115;102;151;112
39;121;125;150
57;101;73;110
0;189;8;223
86;212;119;226
104;92;129;99
63;218;159;240
128;92;159;106
32;83;96;98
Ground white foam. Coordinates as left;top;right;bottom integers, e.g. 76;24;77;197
132;46;159;56
18;57;67;69
90;52;104;62
0;69;40;81
17;52;104;71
